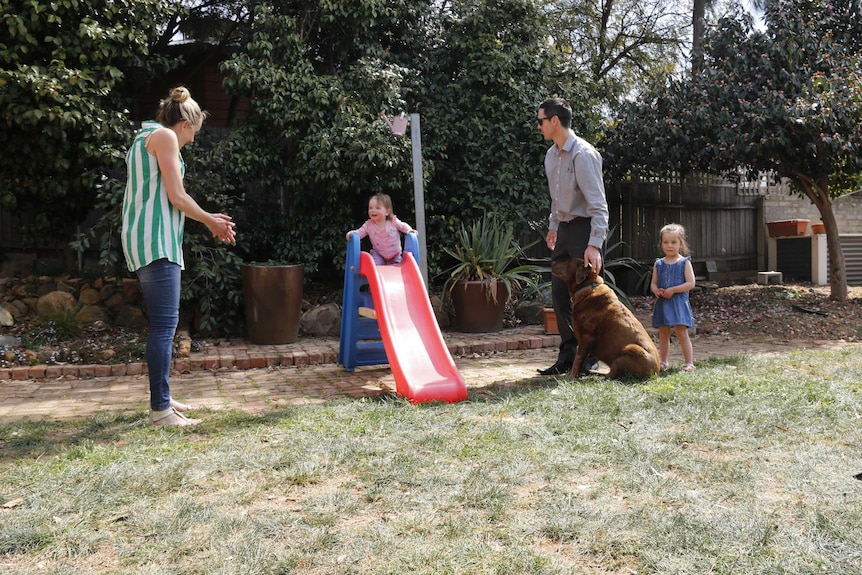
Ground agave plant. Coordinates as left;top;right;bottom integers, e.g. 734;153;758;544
601;229;651;308
441;214;542;303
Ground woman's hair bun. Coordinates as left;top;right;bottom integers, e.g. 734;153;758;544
171;87;190;104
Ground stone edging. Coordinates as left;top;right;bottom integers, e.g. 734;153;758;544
0;328;561;381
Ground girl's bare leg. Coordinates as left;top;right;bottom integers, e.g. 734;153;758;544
658;326;671;369
675;325;694;368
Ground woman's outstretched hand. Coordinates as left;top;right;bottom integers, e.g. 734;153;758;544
209;213;236;245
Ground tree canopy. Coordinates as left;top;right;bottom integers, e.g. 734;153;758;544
0;0;182;245
543;0;690;119
217;0;432;275
602;0;862;300
416;0;558;244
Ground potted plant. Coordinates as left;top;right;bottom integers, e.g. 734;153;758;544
236;189;305;345
185;130;306;345
241;262;304;344
442;214;542;332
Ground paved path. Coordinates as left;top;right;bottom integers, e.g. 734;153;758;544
0;326;857;423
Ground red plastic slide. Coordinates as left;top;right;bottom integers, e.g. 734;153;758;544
358;251;467;403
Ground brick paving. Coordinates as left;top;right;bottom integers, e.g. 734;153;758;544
0;326;858;423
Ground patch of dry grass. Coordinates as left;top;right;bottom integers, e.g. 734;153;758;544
1;347;861;574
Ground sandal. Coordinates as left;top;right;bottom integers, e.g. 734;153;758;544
151;408;201;427
659;361;669;370
170;398;195;412
682;363;695;372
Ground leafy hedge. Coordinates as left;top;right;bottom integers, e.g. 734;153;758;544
13;0;578;336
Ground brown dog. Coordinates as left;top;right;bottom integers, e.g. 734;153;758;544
551;258;659;379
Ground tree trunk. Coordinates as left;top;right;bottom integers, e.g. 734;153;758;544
819;201;848;301
794;175;848;301
692;0;707;74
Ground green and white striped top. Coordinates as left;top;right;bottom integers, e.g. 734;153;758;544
121;121;186;272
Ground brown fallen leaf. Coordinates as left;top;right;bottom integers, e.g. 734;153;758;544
3;497;24;509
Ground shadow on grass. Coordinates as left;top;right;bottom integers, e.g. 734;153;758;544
0;354;757;461
0;412;144;462
467;372;590;402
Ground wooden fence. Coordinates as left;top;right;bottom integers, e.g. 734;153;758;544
606;173;772;289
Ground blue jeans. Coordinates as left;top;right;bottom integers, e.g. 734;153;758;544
370;249;403;265
136;259;180;411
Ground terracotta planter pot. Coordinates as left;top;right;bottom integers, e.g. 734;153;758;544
811;223;826;235
766;219;809;237
450;280;506;333
543;307;559;335
242;263;304;344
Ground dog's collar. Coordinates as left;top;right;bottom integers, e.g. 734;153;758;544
572;281;601;299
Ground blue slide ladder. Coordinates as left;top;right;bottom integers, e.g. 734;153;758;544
338;232;421;371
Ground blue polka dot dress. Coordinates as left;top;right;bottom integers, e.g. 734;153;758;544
652;257;695;328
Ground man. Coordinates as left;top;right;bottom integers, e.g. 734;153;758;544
536;98;609;375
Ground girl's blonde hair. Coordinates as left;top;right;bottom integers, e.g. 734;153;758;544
659;223;691;256
156;86;209;128
370;193;395;220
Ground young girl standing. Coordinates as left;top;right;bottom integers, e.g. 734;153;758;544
650;223;696;371
346;193;415;265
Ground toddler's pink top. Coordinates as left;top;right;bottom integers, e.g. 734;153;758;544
354;217;413;260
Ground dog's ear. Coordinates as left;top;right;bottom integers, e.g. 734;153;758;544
575;263;589;285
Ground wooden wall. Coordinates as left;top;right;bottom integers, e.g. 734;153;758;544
608;173;765;280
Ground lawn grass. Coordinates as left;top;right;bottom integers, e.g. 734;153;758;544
1;347;861;574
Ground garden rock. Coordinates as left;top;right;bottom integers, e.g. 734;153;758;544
56;279;76;293
99;284;117;302
95;348;116;362
121;279;141;303
78;287;101;305
76;305;111;324
36;281;58;297
176;330;192;357
301;303;342;337
115;305;148;328
0;305;13;327
514;301;544;325
103;292;126;312
36;290;77;317
7;300;27;318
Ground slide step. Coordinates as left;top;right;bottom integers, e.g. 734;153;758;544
358;306;377;320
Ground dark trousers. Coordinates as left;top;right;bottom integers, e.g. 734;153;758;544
550;218;598;365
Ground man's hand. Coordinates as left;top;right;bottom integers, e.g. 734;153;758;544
584;245;602;272
546;229;557;251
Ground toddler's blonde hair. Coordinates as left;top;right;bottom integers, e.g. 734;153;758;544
659;223;691;256
371;193;395;220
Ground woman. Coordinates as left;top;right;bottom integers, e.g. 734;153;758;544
122;86;236;426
